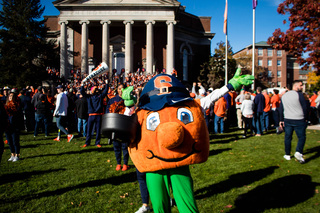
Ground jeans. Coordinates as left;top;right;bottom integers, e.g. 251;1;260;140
284;119;307;155
262;111;270;132
56;116;69;136
85;115;101;145
113;140;129;165
242;116;254;136
272;108;280;128
77;118;88;137
214;114;224;134
0;130;3;163
34;113;49;136
136;168;149;204
254;112;263;135
5;129;20;155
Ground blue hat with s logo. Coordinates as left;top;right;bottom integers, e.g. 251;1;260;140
138;74;192;111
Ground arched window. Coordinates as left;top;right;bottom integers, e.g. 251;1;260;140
180;42;192;82
183;49;188;81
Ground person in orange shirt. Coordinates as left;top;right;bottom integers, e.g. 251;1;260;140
309;91;318;124
262;89;271;133
271;89;281;134
214;96;227;134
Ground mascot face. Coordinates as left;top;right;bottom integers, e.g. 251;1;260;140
128;74;209;173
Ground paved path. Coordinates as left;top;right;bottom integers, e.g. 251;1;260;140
307;124;320;130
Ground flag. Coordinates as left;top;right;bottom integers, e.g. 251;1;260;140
253;0;257;9
223;0;228;34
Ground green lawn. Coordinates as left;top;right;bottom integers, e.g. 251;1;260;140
1;128;320;212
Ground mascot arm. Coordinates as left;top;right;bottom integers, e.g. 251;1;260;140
200;85;229;111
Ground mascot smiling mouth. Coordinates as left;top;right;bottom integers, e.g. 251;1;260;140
147;143;201;162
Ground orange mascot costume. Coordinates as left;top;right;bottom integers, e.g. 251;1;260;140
128;70;253;212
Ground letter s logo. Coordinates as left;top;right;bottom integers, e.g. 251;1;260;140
154;76;172;95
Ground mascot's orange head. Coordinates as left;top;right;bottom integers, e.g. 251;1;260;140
128;74;209;173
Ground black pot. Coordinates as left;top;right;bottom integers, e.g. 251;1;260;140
101;113;139;144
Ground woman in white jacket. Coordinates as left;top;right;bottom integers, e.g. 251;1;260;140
241;93;255;138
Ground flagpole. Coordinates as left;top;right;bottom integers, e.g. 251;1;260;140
225;34;228;85
224;0;228;85
252;6;256;90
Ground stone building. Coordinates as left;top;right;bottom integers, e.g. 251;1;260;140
45;0;215;82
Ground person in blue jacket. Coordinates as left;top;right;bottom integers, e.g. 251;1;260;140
253;87;265;136
80;79;109;147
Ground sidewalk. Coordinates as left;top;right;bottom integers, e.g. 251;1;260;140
307;124;320;130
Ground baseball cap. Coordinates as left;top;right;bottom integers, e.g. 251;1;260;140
138;74;192;111
56;85;64;89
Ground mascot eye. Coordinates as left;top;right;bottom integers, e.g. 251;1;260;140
146;112;160;131
177;108;194;125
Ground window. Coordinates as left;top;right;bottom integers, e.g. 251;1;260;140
277;81;281;87
258;59;262;66
287;73;290;78
267;49;273;56
277;60;281;66
277;50;282;57
183;49;189;81
268;60;272;66
277;71;281;77
268;70;272;77
258;48;263;56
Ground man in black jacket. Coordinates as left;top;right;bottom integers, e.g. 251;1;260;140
34;94;51;137
75;93;88;137
0;101;8;164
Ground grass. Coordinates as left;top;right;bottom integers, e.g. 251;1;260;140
1;127;320;212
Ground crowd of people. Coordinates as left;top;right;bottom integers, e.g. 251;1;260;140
1;70;320;161
1;68;320;212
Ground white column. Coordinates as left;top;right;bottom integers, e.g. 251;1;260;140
100;20;111;65
145;20;155;74
166;21;176;74
59;21;68;79
67;27;74;71
79;20;90;74
124;20;134;76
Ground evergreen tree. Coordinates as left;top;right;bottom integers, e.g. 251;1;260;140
199;41;236;89
0;0;57;87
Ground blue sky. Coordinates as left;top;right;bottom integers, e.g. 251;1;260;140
40;0;289;54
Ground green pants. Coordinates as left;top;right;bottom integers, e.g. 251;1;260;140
146;166;199;213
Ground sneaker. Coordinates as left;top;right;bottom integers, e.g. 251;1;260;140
122;164;129;171
67;134;74;143
96;144;102;148
53;137;60;142
8;156;14;162
255;134;261;136
12;156;19;162
135;205;150;213
283;155;291;160
294;152;305;163
116;164;122;171
82;144;88;148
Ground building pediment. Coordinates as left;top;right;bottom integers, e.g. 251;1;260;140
54;0;180;22
53;0;180;6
